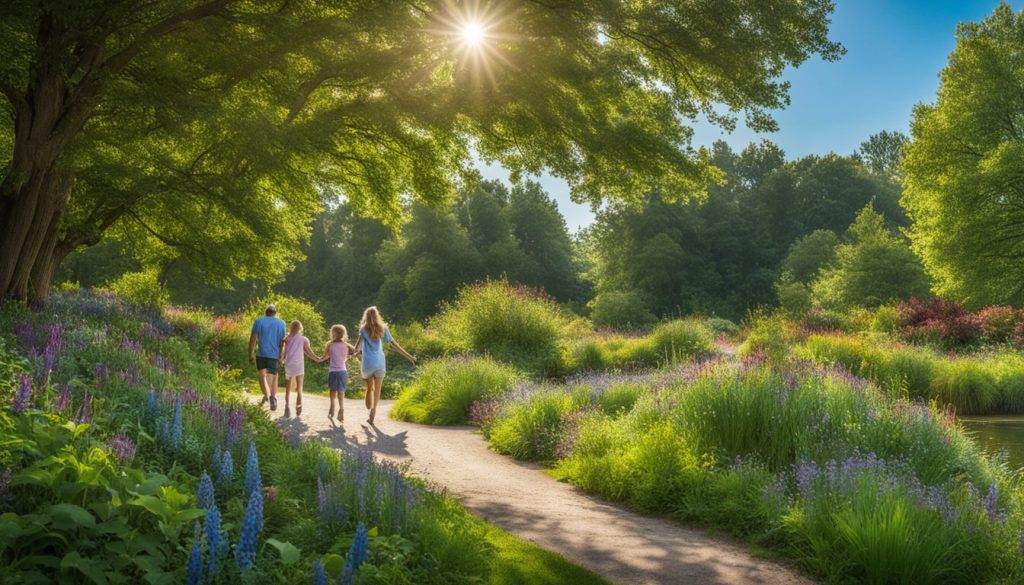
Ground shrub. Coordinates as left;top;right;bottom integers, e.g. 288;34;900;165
775;278;812;317
391;322;445;359
589;289;656;330
650;319;716;363
486;387;574;462
392;356;520;425
242;295;327;346
978;306;1021;344
704;317;741;337
431;280;567;375
564;339;612;373
870;304;902;334
799;307;848;334
103;269;168;311
737;314;795;364
900;297;983;349
595;382;644;416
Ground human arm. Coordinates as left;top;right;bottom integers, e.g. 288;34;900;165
389;340;417;365
303;339;320;361
278;335;289;365
248;331;258;365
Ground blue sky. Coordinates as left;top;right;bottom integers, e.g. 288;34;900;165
479;0;1021;231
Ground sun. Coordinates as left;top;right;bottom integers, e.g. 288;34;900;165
460;21;486;47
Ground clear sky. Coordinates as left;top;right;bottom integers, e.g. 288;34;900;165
479;0;1022;232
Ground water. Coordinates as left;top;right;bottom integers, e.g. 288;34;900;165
960;416;1024;471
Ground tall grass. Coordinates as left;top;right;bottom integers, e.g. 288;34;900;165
392;356;520;424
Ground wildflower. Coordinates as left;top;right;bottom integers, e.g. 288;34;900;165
219;450;234;485
54;383;71;413
94;364;109;379
186;532;203;585
170;400;182;450
340;523;369;585
235;488;264;569
244;441;261;498
205;503;221;577
263;485;277;504
985;483;1003;522
10;375;31;414
75;391;92;423
227;408;244;442
312;558;327;585
146;386;157;417
197;472;215;509
108;434;137;464
213;445;222;471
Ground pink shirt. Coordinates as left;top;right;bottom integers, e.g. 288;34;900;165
283;335;307;367
327;341;348;372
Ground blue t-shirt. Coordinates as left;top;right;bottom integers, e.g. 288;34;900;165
251;316;286;359
359;327;393;371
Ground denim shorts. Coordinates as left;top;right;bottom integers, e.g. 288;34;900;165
255;356;278;374
328;371;348;392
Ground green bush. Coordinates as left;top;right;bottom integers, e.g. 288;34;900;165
589;289;656;330
486;388;574;462
930;360;999;415
431;280;568;376
704;317;741;337
564;339;612;373
650;319;716;363
103;269;168;311
737;314;795;364
595;382;644;416
392;356;520;425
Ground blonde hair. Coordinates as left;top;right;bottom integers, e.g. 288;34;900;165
359;306;386;341
329;324;347;343
289;320;303;334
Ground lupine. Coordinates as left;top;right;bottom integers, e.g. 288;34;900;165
213;445;222;471
54;383;71;413
219;450;234;484
108;434;137;464
197;472;216;509
985;483;1002;522
312;558;327;585
205;504;221;577
244;441;261;498
170;400;182;450
236;487;264;569
10;375;31;414
146;386;157;417
186;532;203;585
340;523;369;585
74;390;92;423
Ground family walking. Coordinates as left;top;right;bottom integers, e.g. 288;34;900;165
248;304;416;424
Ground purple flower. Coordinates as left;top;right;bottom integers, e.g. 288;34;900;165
94;364;109;380
108;434;137;464
235;488;264;569
985;483;1003;522
227;408;244;442
204;503;221;577
186;530;202;585
340;523;369;585
312;558;327;585
197;472;216;509
10;375;31;414
54;384;71;413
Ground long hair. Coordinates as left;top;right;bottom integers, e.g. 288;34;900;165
289;320;303;335
359;306;386;341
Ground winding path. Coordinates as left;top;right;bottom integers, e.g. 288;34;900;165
256;394;812;585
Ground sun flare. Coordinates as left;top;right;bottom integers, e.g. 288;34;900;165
460;21;486;47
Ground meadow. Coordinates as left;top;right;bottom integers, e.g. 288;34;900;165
388;283;1024;584
0;288;605;585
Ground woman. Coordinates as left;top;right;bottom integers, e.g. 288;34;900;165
353;306;416;424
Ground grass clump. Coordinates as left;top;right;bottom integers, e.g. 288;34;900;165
431;280;568;375
392;356;520;425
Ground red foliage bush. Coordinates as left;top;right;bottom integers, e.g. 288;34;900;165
898;297;983;349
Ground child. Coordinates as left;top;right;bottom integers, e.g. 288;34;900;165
318;324;358;423
353;306;416;424
278;320;320;416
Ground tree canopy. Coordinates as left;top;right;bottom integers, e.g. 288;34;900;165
0;0;842;304
902;3;1024;308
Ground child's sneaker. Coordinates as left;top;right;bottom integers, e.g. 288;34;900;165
269;396;277;411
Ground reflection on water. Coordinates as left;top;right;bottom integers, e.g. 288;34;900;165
960;416;1024;471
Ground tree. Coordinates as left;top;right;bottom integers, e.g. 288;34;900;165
902;3;1024;308
780;229;840;284
0;0;842;303
811;205;931;310
504;182;582;302
857;130;909;180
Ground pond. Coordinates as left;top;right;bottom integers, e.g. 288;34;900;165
960;416;1024;471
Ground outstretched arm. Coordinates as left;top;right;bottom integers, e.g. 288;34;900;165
303;340;320;361
389;340;417;365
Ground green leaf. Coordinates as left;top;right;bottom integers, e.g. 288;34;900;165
266;538;300;565
61;551;109;585
130;495;172;521
0;519;23;549
367;526;378;537
131;474;168;496
322;553;345;573
46;504;96;531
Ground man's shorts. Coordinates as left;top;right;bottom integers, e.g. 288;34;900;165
328;371;348;392
255;356;279;374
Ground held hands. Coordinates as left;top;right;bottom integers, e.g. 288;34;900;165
248;355;255;365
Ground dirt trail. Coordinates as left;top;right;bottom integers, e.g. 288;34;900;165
257;393;812;585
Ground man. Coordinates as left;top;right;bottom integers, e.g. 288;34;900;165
248;304;286;410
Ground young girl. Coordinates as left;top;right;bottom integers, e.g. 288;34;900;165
318;324;358;423
353;306;416;424
278;320;320;416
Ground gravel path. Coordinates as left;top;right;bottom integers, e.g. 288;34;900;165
256;393;813;585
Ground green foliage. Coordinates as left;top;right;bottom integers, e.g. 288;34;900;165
775;277;812;317
902;4;1024;307
781;229;840;284
431;281;568;375
486;389;575;463
392;356;520;425
737;314;796;364
589;290;656;330
649;319;717;362
811;205;931;310
103;269;169;312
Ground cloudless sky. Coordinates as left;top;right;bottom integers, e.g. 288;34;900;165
479;0;1022;232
